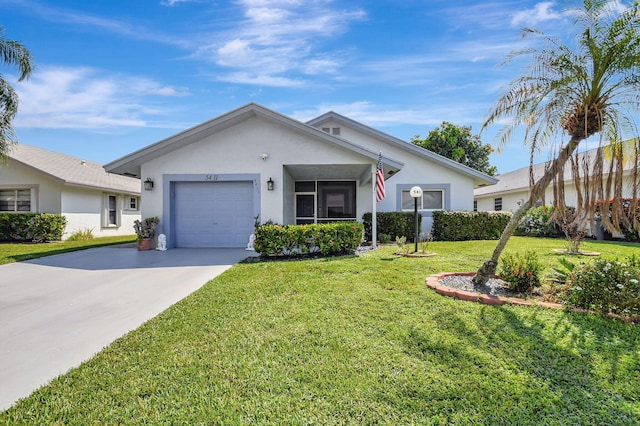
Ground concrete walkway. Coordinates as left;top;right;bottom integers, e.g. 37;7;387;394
0;244;255;411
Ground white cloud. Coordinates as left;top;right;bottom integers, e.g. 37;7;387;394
14;66;189;129
291;101;488;132
511;2;563;28
8;0;188;47
210;71;306;87
161;0;199;6
194;0;366;87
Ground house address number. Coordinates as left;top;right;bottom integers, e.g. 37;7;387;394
204;174;218;181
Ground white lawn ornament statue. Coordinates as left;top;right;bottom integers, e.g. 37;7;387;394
246;233;255;251
156;233;167;251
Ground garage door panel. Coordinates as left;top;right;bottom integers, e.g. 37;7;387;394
174;181;254;248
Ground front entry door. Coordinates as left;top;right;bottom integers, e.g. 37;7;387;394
296;194;315;224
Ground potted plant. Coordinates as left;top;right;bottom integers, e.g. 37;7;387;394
133;216;159;251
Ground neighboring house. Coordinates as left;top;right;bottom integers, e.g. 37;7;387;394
105;103;497;248
474;146;638;213
1;143;141;239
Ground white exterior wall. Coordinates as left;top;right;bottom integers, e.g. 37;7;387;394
141;115;374;231
0;160;63;213
475;173;637;212
61;188;139;239
1;159;139;240
320;119;476;230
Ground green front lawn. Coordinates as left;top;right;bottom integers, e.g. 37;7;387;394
0;235;136;265
2;237;639;424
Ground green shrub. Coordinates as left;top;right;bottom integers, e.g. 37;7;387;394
418;232;432;253
362;212;421;242
67;228;95;241
378;233;391;244
395;235;408;253
254;222;364;257
563;258;640;316
432;210;511;241
515;205;562;237
0;213;67;242
498;250;542;293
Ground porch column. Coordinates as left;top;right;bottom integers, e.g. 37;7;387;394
371;163;377;249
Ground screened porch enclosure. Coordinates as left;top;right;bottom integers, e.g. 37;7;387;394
295;180;357;224
284;164;373;226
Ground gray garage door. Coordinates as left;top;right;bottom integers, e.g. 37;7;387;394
174;181;254;248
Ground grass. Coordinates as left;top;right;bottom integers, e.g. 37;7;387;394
0;235;136;265
2;237;640;424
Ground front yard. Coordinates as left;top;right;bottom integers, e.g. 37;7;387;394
1;237;639;424
0;235;136;265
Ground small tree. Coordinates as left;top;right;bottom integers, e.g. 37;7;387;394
411;122;497;176
0;26;33;162
473;0;640;286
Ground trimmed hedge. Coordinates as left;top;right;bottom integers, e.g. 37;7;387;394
254;222;364;257
0;213;67;242
432;210;511;241
362;212;422;242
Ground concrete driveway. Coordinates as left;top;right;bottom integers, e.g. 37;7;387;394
0;244;255;411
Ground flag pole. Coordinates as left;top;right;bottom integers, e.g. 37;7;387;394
372;161;377;249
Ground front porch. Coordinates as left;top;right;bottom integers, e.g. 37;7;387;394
282;163;399;226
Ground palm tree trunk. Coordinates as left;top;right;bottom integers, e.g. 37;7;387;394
472;136;582;286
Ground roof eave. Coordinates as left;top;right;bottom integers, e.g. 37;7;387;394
105;103;405;176
308;112;498;187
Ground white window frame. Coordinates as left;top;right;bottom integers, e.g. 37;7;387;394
0;188;33;212
125;196;139;211
401;188;445;211
103;194;121;227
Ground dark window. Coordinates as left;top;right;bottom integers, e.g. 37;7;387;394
402;189;444;210
317;181;355;219
107;195;118;226
127;197;138;210
494;197;503;211
295;181;316;192
0;189;30;212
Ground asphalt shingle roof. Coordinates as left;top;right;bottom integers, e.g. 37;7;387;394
7;143;140;194
474;145;637;197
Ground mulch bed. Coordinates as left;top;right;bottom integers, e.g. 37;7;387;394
426;272;563;309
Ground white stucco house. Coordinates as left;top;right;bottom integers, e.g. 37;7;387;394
474;145;638;214
105;103;497;248
1;143;141;239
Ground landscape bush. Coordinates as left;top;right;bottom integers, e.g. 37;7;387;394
498;250;542;293
563;256;640;317
66;228;95;241
0;213;67;242
515;205;562;237
254;222;364;257
431;210;511;241
362;212;421;242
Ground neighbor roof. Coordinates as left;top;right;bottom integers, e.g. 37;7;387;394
7;143;140;194
474;145;637;197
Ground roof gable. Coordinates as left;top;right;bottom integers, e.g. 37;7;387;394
7;144;140;194
307;111;497;187
105;103;404;177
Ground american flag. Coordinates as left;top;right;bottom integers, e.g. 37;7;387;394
376;152;385;202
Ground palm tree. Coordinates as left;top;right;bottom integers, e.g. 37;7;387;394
0;26;33;162
473;0;640;285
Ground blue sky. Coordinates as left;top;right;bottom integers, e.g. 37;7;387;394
1;0;608;173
